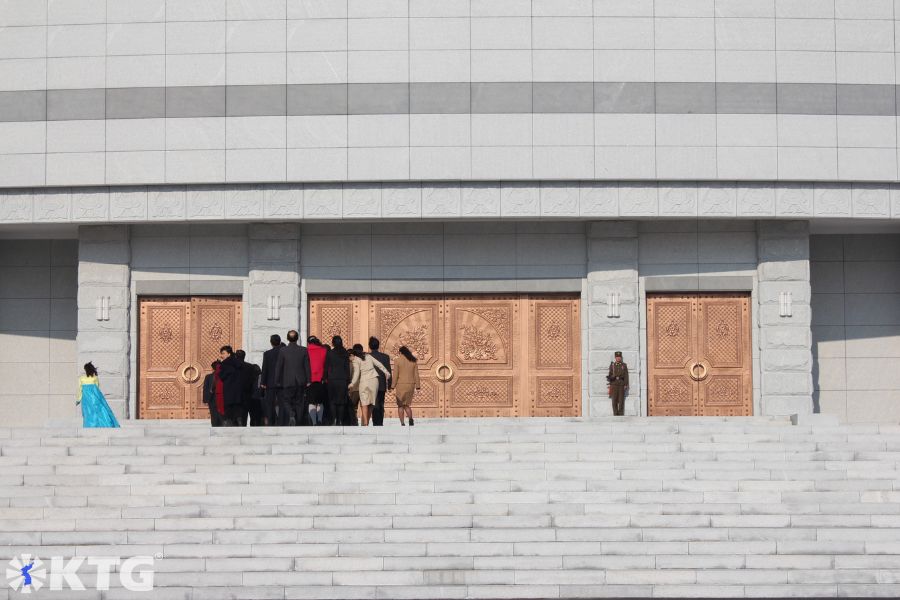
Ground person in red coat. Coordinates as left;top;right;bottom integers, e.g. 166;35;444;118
306;336;328;425
214;362;227;426
202;360;224;427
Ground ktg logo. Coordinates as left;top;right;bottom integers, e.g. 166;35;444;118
7;554;154;593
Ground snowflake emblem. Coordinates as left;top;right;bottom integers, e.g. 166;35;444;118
7;555;46;593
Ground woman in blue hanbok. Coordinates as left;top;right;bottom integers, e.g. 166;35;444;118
77;362;120;428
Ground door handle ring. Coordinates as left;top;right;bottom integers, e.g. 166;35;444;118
689;362;708;381
436;364;454;382
181;364;200;384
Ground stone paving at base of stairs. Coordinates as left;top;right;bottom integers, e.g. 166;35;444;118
0;416;898;599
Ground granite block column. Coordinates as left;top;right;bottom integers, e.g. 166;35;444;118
587;222;640;416
77;225;131;419
248;224;301;365
757;220;814;416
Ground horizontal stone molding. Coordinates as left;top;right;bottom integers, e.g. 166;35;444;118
644;275;755;293
305;278;584;294
133;279;245;296
3;83;900;122
2;181;898;225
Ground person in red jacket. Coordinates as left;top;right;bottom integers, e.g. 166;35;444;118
306;336;328;425
213;361;227;426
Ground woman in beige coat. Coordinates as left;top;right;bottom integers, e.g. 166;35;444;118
393;346;420;426
349;343;391;426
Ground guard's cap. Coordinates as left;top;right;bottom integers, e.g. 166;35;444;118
614;351;622;357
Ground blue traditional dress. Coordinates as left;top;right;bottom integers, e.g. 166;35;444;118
77;375;120;428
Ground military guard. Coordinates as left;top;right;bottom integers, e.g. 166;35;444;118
607;351;629;416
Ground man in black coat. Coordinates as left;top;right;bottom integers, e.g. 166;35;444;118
202;360;222;427
235;349;261;426
218;346;242;426
368;336;392;426
274;330;311;426
259;334;282;426
325;336;352;425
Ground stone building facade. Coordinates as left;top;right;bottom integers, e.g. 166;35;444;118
0;1;898;424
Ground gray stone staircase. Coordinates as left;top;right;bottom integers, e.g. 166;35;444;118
1;417;900;599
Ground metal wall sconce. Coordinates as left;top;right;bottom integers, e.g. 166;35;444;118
779;291;793;318
607;292;620;318
267;295;280;321
95;296;110;321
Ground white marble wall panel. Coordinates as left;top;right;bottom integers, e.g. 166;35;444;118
0;4;898;186
299;221;586;291
77;225;130;420
587;221;640;416
248;223;300;364
0;238;77;426
811;233;900;423
757;220;814;417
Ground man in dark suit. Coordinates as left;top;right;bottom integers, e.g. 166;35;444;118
259;334;282;426
274;330;311;426
368;336;392;427
325;336;352;426
235;349;261;426
218;346;241;426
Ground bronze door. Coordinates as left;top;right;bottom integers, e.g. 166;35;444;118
138;297;243;419
528;297;582;417
369;297;444;418
308;295;581;418
647;293;751;416
444;297;519;417
696;294;752;417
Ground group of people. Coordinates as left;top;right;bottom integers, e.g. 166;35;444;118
75;347;625;428
202;331;421;427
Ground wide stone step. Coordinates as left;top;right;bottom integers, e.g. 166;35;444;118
3;418;899;598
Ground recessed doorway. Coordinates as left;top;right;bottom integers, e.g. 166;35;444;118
137;296;243;419
647;293;752;416
308;294;582;418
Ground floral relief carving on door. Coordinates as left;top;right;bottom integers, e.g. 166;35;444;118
648;293;751;416
309;295;581;418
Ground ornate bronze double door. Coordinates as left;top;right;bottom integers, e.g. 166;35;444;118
308;295;582;418
647;293;752;416
138;297;243;419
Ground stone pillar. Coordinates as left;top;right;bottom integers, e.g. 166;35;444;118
757;220;813;416
248;223;301;365
77;225;131;419
586;222;640;416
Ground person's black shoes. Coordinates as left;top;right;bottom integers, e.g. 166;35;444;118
409;417;414;426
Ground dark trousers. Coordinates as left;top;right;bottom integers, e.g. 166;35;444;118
326;380;349;425
208;401;223;427
236;397;252;427
247;396;264;426
610;385;626;416
262;388;279;425
279;386;307;426
372;388;386;426
331;403;348;426
224;403;243;426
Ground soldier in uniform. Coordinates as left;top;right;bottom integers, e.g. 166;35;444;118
607;351;629;416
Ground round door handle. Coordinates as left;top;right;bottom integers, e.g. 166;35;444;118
689;362;708;381
436;364;454;382
181;364;200;384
